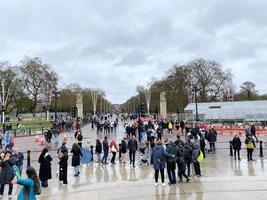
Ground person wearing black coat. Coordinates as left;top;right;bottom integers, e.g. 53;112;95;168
232;134;241;161
183;138;194;177
207;129;217;152
176;147;190;183
120;138;127;163
250;124;258;142
71;143;83;176
95;139;102;163
58;142;68;184
128;135;138;168
38;148;53;187
199;136;206;158
0;151;15;199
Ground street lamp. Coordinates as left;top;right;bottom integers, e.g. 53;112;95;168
194;86;199;122
52;88;60;121
1;81;6;134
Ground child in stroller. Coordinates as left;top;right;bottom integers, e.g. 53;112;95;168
138;140;150;166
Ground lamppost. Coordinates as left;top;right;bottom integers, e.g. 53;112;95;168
1;81;5;134
52;88;60;121
194;86;199;122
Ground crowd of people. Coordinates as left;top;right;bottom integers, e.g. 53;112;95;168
0;113;264;199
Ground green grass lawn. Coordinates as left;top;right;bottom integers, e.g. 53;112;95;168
0;120;50;129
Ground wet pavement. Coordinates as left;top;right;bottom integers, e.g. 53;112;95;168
2;121;267;200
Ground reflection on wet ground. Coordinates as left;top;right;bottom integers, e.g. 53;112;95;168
7;123;267;200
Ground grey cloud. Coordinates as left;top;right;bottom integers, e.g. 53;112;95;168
0;0;267;103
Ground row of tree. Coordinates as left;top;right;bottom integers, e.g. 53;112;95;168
0;57;111;117
121;58;266;114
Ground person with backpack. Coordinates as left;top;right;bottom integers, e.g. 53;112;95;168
0;151;15;199
183;138;194;177
95;139;102;163
150;139;175;187
245;135;256;161
120;138;127;163
12;166;41;200
101;136;109;164
166;140;178;185
232;134;241;161
58;142;68;185
38;148;52;188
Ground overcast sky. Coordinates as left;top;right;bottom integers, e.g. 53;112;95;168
0;0;267;104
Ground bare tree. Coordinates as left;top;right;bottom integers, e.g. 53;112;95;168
188;59;232;102
240;81;258;101
0;62;23;114
19;57;58;117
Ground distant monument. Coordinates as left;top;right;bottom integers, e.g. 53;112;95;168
160;92;167;116
76;93;83;118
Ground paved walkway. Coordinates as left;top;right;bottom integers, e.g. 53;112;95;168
2;121;267;200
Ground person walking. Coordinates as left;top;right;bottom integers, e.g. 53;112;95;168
245;135;256;161
0;151;15;200
95;139;102;163
110;139;118;164
120;138;127;163
101;136;109;164
250;124;258;143
38;148;52;188
58;142;68;185
128;135;138;168
232;134;241;161
12;166;41;200
71;143;83;176
151;139;175;187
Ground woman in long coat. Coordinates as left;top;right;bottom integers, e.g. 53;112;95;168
38;148;52;187
71;143;83;176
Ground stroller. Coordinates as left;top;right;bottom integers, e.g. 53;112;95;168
137;147;150;166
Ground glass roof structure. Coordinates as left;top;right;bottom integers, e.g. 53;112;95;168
184;100;267;121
